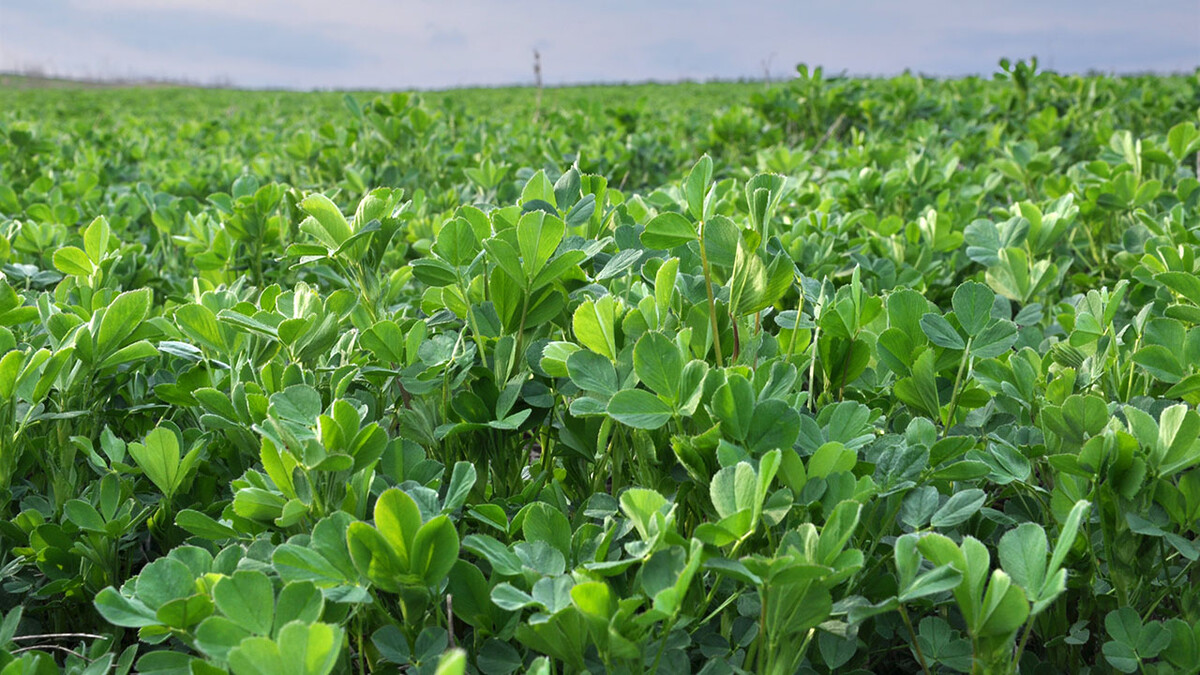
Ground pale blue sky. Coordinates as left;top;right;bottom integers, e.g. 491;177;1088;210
1;0;1197;89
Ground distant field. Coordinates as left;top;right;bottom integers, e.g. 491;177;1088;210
2;65;1200;673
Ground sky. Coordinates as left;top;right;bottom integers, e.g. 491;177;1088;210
1;0;1197;90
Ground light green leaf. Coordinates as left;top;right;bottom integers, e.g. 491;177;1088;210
53;246;94;276
641;212;697;250
128;426;184;499
97;288;152;358
300;193;354;248
572;295;619;361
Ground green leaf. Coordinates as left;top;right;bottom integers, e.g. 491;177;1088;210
807;442;856;478
1133;345;1184;383
441;462;477;515
1049;500;1090;574
534;573;576;613
281;621;344;675
702;215;739;268
433;217;480;267
930;489;985;528
411;516;460;586
410;258;459;287
816;499;861;565
94;587;159;627
684;155;713;220
899;564;963;602
517;210;565;280
214;570;274;636
462;535;522;577
976;570;1029;637
128;426;185;499
1104;607;1171;670
971;319;1018;358
745;399;800;454
1157;404;1200;475
64;499;106;533
99;339;158;369
482;238;526;288
894;350;941;418
888;289;932;343
373;488;423;569
1062;394;1110;439
1168;122;1200;162
567;349;618;399
1102;640;1140;673
572;295;619;361
641;212;697;250
570;580;615;621
84;215;111;263
952;282;995;337
633;332;683;403
711;374;755;442
728;239;769;317
607;389;673;429
595;248;642;281
275;582;325;633
53;246;94;276
196;616;252;662
998;523;1047;597
97;288;152;359
521;169;556;206
619;488;669;541
522;502;572;562
745;173;788;238
1158;271;1200;306
435;649;467;675
710;462;757;521
156;593;214;630
228;637;284;675
347;522;405;593
920;313;965;350
175;304;228;354
654;257;679;321
135;557;196;610
491;583;536;611
300;193;354;249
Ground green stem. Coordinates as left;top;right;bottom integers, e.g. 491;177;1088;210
514;290;531;364
1012;619;1035;675
458;276;488;366
698;221;724;368
943;337;973;436
650;616;677;674
899;606;933;675
806;287;826;411
785;293;803;363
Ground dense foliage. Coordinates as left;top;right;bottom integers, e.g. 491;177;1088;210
2;62;1200;674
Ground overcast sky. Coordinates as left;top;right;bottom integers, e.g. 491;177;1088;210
1;0;1197;89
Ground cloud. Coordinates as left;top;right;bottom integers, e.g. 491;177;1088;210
0;0;1196;89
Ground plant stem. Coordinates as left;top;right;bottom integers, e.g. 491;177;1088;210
806;286;826;411
899;606;933;675
1012;619;1036;674
698;220;724;368
943;337;973;437
650;616;677;673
